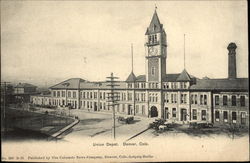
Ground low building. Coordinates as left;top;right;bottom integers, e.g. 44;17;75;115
14;83;38;103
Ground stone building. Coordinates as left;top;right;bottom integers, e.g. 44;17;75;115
31;9;248;126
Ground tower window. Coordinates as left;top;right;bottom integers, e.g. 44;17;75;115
153;24;157;31
151;67;155;75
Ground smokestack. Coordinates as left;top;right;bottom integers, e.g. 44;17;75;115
227;42;237;79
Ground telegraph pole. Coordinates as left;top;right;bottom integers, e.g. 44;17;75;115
106;73;119;139
1;81;11;133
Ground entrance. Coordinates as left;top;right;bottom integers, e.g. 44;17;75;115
180;108;187;121
150;106;158;118
164;107;169;119
128;105;133;115
94;102;97;111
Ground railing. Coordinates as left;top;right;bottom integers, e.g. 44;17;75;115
145;41;160;46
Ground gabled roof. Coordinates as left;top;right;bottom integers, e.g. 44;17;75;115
15;83;37;88
126;72;137;82
190;78;249;91
176;69;191;81
50;78;86;89
164;73;180;82
145;10;163;35
136;75;146;82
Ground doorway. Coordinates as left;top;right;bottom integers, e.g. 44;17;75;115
150;106;158;117
180;108;187;121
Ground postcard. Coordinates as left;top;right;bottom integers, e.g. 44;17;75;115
1;0;249;162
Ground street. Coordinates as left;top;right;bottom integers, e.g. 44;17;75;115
57;109;154;142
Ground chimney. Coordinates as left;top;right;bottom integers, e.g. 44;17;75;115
227;42;237;79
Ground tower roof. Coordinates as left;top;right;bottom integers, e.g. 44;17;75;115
145;10;163;35
126;71;137;82
176;69;192;81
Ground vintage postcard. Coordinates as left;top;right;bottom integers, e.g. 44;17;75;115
1;0;249;162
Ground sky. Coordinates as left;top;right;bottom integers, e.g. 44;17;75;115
1;0;248;87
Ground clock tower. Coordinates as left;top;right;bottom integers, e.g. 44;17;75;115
145;9;167;85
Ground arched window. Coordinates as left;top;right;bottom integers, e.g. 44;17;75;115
151;67;155;75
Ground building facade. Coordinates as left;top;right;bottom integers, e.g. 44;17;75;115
31;10;248;126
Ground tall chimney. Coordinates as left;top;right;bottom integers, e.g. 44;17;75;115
227;42;237;79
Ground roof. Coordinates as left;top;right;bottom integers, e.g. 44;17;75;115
176;69;191;81
15;83;37;88
164;74;181;82
126;72;137;82
145;10;163;35
190;78;249;91
80;81;127;89
50;78;86;89
136;75;146;82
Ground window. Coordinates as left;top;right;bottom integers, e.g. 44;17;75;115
192;109;197;120
90;92;92;99
240;96;245;106
183;82;187;89
171;94;174;103
57;91;60;97
128;93;132;101
83;92;85;98
204;95;207;105
232;95;236;106
174;94;177;103
172;108;176;118
62;91;65;97
191;95;194;104
117;105;120;112
53;91;56;97
223;96;227;106
73;92;76;98
165;107;169;119
184;94;187;104
215;110;220;121
223;111;228;122
200;95;203;105
215;95;219;105
103;103;106;110
201;110;206;121
241;112;246;125
103;92;105;99
194;95;198;104
122;104;125;112
232;112;237;123
142;105;145;115
136;105;139;114
181;94;184;103
68;91;71;98
87;92;89;99
151;67;155;75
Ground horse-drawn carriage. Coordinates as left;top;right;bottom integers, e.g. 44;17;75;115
117;116;134;124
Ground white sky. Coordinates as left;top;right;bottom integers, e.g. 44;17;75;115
1;0;248;86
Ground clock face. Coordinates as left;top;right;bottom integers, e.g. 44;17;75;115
149;47;158;56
